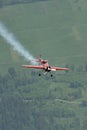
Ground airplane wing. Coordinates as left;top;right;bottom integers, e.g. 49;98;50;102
51;66;69;71
22;65;44;69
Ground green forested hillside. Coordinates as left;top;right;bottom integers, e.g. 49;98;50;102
0;0;87;130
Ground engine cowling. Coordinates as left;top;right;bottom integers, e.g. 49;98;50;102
45;66;53;72
45;66;56;72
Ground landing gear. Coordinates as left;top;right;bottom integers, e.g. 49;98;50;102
38;71;53;77
38;73;53;77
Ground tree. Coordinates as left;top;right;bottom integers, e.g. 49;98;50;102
8;67;16;78
70;118;80;129
80;100;87;107
69;81;82;88
82;119;87;129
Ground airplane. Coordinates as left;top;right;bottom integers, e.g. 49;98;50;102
22;55;69;77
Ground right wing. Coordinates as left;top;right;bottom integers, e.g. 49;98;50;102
22;65;44;69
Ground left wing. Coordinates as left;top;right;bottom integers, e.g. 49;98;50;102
51;66;69;71
22;65;44;69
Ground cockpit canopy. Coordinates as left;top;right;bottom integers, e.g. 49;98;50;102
41;60;48;64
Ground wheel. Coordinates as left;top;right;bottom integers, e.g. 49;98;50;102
51;74;53;77
39;73;41;76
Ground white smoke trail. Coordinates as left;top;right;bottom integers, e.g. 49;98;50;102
0;22;37;65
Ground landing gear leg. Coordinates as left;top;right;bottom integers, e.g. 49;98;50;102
44;72;47;75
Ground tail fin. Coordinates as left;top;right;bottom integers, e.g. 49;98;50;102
32;55;42;62
37;54;42;62
39;54;42;58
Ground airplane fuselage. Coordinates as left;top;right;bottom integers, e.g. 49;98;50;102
40;60;51;72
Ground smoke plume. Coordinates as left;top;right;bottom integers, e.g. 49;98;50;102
0;22;37;65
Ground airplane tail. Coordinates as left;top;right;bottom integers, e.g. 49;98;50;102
32;55;42;63
36;55;42;62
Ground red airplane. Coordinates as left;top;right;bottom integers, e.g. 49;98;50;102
22;55;69;77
